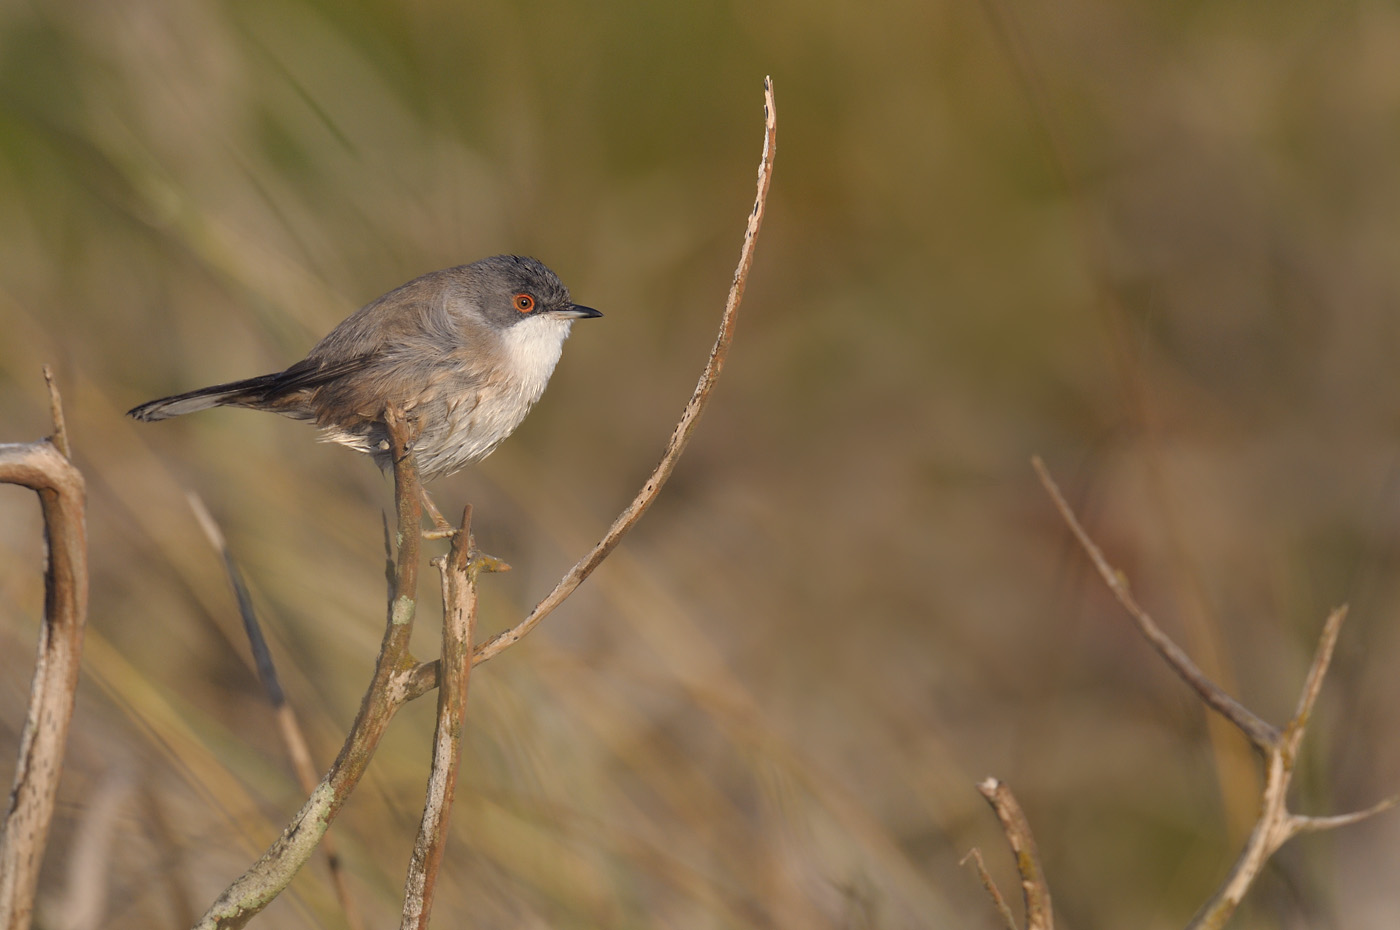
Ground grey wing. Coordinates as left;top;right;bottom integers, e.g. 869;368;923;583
302;287;495;431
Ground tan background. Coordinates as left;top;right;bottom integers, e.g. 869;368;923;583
0;1;1398;927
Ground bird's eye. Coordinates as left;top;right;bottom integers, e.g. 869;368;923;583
513;294;535;313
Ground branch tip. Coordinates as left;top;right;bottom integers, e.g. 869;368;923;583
472;77;776;666
42;364;71;460
976;778;1053;930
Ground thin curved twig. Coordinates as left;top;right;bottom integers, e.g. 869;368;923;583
396;77;777;702
397;76;778;697
399;76;777;699
1031;455;1279;751
470;75;777;666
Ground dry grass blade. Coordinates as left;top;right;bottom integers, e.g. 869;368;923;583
48;770;133;930
187;492;366;930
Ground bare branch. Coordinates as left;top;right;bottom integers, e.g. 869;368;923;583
1031;455;1279;751
976;779;1053;930
472;75;778;666
0;395;88;930
401;507;487;929
1183;610;1389;930
194;408;424;930
1033;457;1395;927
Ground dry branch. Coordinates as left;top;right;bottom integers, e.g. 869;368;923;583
400;507;489;929
402;76;778;700
471;76;777;663
1027;456;1397;930
976;779;1053;930
0;372;88;930
1030;456;1277;750
193;409;425;930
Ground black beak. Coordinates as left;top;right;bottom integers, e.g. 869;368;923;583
555;304;602;320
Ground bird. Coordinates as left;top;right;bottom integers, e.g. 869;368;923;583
129;255;601;533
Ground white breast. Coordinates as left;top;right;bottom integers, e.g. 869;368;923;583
408;314;575;477
501;314;573;403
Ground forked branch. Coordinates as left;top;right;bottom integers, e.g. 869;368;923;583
989;456;1398;930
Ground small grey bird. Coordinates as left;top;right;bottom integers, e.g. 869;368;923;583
129;255;600;527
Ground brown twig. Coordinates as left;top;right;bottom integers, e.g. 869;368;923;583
188;493;366;930
1031;455;1279;751
1033;457;1398;929
194;408;424;930
976;779;1053;930
400;506;488;929
1185;606;1396;930
0;374;88;930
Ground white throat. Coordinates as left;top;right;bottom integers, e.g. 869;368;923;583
502;314;573;403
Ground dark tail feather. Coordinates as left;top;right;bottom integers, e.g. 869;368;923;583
127;373;290;421
127;355;373;422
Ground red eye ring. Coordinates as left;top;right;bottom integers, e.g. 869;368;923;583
513;293;535;313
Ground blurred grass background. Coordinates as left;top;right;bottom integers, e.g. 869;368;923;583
1;0;1399;927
